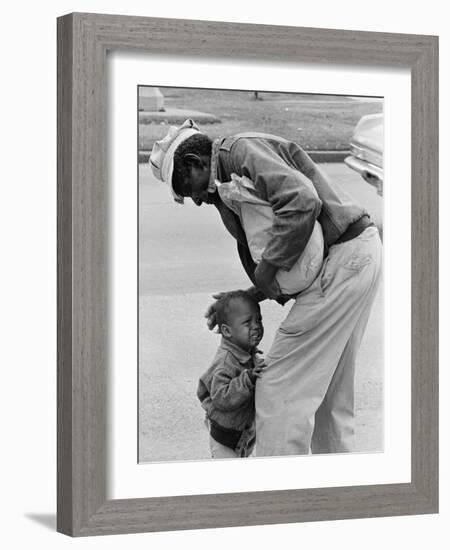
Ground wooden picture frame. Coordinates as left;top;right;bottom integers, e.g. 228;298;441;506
57;12;438;536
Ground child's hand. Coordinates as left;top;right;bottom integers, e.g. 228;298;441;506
254;349;266;368
249;364;265;383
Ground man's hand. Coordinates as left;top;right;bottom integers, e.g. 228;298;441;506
276;295;293;306
254;259;281;300
204;292;228;332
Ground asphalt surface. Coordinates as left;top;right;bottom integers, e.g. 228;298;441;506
138;163;383;462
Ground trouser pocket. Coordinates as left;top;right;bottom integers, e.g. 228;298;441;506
319;230;378;294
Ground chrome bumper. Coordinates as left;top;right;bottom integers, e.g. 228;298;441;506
344;155;384;181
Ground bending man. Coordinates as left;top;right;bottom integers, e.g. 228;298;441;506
150;119;382;456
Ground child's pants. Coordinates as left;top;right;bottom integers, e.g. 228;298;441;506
255;227;382;456
206;418;256;458
209;436;239;459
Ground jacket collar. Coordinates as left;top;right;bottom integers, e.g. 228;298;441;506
219;337;253;365
208;138;222;193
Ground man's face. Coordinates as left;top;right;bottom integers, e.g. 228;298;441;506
224;299;264;351
182;165;212;206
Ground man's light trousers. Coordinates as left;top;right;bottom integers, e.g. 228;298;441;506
255;226;382;456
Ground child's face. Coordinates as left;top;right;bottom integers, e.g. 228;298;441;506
224;299;264;351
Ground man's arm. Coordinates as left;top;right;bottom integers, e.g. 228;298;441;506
237;222;282;300
231;138;322;272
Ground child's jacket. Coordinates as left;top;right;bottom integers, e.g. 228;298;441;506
197;338;259;434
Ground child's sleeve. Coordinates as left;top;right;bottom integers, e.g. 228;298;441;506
210;367;254;411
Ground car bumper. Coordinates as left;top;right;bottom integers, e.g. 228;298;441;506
344;155;383;181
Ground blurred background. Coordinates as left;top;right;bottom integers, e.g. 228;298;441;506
138;86;382;157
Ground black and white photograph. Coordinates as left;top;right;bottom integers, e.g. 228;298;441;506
138;86;384;462
1;0;444;545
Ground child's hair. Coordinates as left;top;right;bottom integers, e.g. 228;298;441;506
215;290;259;332
172;134;213;196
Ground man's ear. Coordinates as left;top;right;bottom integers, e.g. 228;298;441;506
221;324;232;338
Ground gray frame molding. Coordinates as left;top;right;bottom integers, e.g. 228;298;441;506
57;12;438;536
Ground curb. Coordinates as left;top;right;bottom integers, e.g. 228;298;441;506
306;150;350;164
139;149;350;164
139;110;220;125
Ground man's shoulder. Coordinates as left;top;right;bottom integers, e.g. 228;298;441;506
219;132;289;153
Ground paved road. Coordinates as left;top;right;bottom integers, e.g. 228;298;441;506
138;163;383;462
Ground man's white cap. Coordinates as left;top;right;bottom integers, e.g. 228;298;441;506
149;119;200;204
